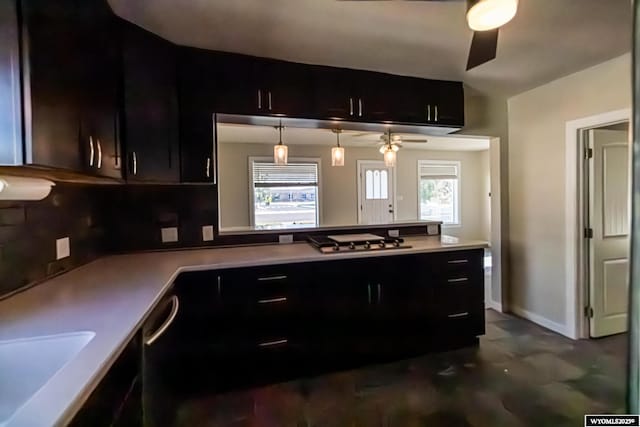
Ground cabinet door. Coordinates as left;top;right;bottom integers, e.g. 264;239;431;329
385;77;436;124
121;21;180;182
259;59;314;117
20;0;83;170
214;53;260;115
353;70;392;122
77;0;121;178
312;66;356;120
178;48;217;183
435;81;465;127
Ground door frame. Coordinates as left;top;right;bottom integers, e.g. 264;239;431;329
565;108;631;339
356;160;397;224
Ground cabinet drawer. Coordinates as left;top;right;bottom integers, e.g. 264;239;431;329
433;280;483;317
433;308;485;337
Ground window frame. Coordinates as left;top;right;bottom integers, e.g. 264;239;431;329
417;159;462;227
248;156;323;229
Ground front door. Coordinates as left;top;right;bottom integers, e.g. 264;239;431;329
358;161;395;225
589;127;630;337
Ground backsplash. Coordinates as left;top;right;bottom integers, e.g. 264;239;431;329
0;183;110;298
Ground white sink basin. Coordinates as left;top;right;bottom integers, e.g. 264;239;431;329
0;331;95;426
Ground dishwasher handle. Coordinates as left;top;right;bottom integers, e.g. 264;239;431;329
144;295;179;346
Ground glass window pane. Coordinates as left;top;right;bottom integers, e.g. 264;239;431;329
254;185;318;229
373;170;381;199
419;178;457;224
380;170;388;199
366;170;373;199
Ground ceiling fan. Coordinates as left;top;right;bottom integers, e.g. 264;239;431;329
376;132;428;154
339;0;519;70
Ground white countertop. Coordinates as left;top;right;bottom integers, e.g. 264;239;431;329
0;235;487;427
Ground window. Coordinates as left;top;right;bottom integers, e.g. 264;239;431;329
418;160;460;225
250;159;320;229
365;169;389;200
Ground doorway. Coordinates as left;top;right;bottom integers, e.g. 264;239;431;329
357;160;396;225
584;122;631;338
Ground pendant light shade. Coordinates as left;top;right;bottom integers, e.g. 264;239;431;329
331;129;345;167
466;0;518;31
273;123;288;165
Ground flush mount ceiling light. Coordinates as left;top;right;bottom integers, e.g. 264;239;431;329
331;129;345;167
273;122;288;165
466;0;518;31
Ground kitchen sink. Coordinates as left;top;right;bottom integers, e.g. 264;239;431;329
0;331;95;426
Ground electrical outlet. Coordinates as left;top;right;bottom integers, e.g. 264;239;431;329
388;229;400;238
56;237;70;260
161;227;178;243
202;225;214;242
278;234;294;244
427;224;439;236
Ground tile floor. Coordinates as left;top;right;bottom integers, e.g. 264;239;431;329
176;310;628;427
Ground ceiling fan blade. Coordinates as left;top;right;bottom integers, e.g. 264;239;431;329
466;28;498;70
352;132;379;138
402;138;428;143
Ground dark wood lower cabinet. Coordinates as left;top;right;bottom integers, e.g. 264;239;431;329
70;332;142;427
138;249;484;426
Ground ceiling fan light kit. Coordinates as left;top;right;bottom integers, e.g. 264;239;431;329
466;0;518;31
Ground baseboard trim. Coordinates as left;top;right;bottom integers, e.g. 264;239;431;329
511;305;573;339
485;299;503;312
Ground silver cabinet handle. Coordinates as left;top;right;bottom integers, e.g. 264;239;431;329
377;284;382;304
448;312;469;319
447;278;469;283
427;105;431;121
359;98;363;117
435;105;439;122
145;295;179;346
257;89;262;109
89;136;95;167
257;275;287;282
268;91;272;110
96;139;102;169
206;157;211;178
258;297;287;304
258;339;288;348
448;259;468;264
132;152;137;176
349;97;354;116
367;284;372;304
217;275;221;297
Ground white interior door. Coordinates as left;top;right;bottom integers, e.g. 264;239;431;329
358;161;395;225
589;128;630;338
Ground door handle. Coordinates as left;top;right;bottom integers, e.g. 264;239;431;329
217;275;221;297
268;91;272;110
447;312;469;319
367;284;372;304
349;98;354;116
145;295;179;346
447;277;469;283
257;275;288;282
448;259;468;264
427;105;431;122
435;105;439;122
89;136;95;167
258;297;287;304
96;139;102;169
206;157;211;178
377;284;382;304
258;339;288;348
359;98;363;117
131;152;138;176
257;89;262;109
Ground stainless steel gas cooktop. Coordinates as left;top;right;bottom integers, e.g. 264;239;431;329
307;233;411;254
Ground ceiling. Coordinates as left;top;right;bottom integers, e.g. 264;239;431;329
218;123;490;151
108;0;631;96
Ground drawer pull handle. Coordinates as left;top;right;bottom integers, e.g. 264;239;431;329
145;295;179;346
448;259;469;264
257;275;288;282
448;312;469;319
447;278;469;283
258;339;288;348
258;297;287;304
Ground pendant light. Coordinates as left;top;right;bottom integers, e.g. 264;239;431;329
466;0;518;31
273;122;288;165
331;129;345;167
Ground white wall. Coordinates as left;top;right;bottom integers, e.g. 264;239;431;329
507;53;631;328
218;142;490;241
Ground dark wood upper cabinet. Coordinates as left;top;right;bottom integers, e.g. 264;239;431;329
255;59;314;117
121;21;180;183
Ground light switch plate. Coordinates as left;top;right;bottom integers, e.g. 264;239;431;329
279;234;294;244
388;229;400;238
161;227;179;243
56;237;70;260
202;225;214;242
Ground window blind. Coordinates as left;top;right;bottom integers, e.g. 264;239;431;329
252;161;318;187
418;162;459;179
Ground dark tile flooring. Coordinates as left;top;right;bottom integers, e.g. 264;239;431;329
176;310;628;427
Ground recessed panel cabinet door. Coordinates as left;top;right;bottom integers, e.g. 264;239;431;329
121;21;180;182
20;0;84;170
312;66;356;120
258;59;314;117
